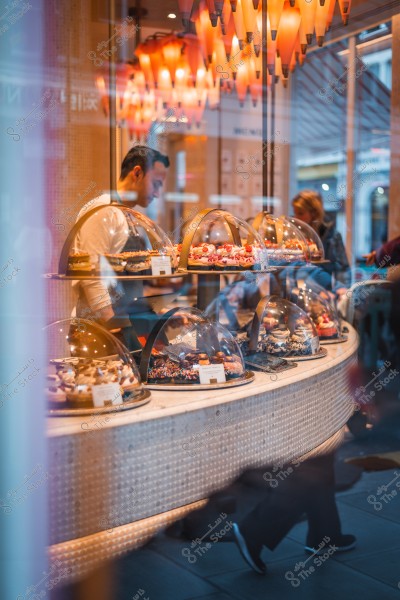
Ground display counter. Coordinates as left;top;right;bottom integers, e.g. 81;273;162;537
47;324;358;582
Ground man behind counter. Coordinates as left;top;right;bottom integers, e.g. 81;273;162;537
73;145;170;349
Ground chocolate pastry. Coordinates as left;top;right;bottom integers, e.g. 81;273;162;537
210;356;224;364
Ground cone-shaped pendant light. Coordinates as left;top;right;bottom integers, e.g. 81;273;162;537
267;0;285;41
178;0;194;28
338;0;352;25
297;0;317;45
277;2;301;78
315;0;332;46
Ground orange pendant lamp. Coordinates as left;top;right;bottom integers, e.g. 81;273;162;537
232;0;246;48
162;35;184;87
178;0;194;28
297;0;317;45
276;2;301;78
315;0;333;46
267;0;285;41
338;0;352;25
241;0;258;42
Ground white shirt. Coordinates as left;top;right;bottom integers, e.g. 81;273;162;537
73;194;130;313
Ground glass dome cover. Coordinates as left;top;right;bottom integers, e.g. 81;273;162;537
59;203;177;276
139;307;249;387
287;217;325;261
175;208;269;272
244;295;320;357
252;212;311;266
45;318;146;410
290;287;341;340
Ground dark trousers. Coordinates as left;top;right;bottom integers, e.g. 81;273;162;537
240;453;342;552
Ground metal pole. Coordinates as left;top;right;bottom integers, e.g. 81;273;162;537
262;0;269;211
345;36;356;269
109;0;117;201
218;100;222;209
270;69;276;210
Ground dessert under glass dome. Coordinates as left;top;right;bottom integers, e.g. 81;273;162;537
45;318;148;414
251;212;311;267
139;307;253;389
58;203;177;277
174;208;269;272
239;296;324;360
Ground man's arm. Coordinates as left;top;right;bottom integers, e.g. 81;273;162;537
76;205;128;323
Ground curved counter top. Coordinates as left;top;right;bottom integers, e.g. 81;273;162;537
47;324;358;581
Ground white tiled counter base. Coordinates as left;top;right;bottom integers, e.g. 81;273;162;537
47;325;358;582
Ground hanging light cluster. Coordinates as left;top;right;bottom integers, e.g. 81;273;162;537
178;0;352;85
95;0;352;137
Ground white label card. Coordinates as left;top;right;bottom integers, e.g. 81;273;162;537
151;256;172;276
198;363;226;385
92;383;123;408
311;336;320;354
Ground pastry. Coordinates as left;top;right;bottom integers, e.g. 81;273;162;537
102;253;127;273
223;355;245;378
47;358;139;407
307;241;323;260
316;314;338;339
263;326;291;356
122;251;151;273
67;252;92;274
290;326;316;356
46;375;67;404
147;350;244;383
262;316;279;331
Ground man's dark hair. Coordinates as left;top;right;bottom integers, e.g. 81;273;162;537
120;146;170;180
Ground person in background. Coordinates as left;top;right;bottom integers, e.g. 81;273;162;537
364;235;400;267
292;190;350;294
73;145;170;350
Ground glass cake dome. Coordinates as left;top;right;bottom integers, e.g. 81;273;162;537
45;318;147;411
59;203;177;276
290;287;341;340
251;212;311;266
174;208;269;272
243;296;321;358
287;217;325;261
139;307;251;388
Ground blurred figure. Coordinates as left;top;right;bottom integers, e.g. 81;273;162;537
292;190;350;293
232;453;356;575
364;235;400;267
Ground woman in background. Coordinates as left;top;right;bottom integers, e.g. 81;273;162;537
292;189;350;293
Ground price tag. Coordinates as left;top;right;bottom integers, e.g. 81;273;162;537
311;336;320;354
92;383;123;408
151;255;172;276
198;363;226;385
